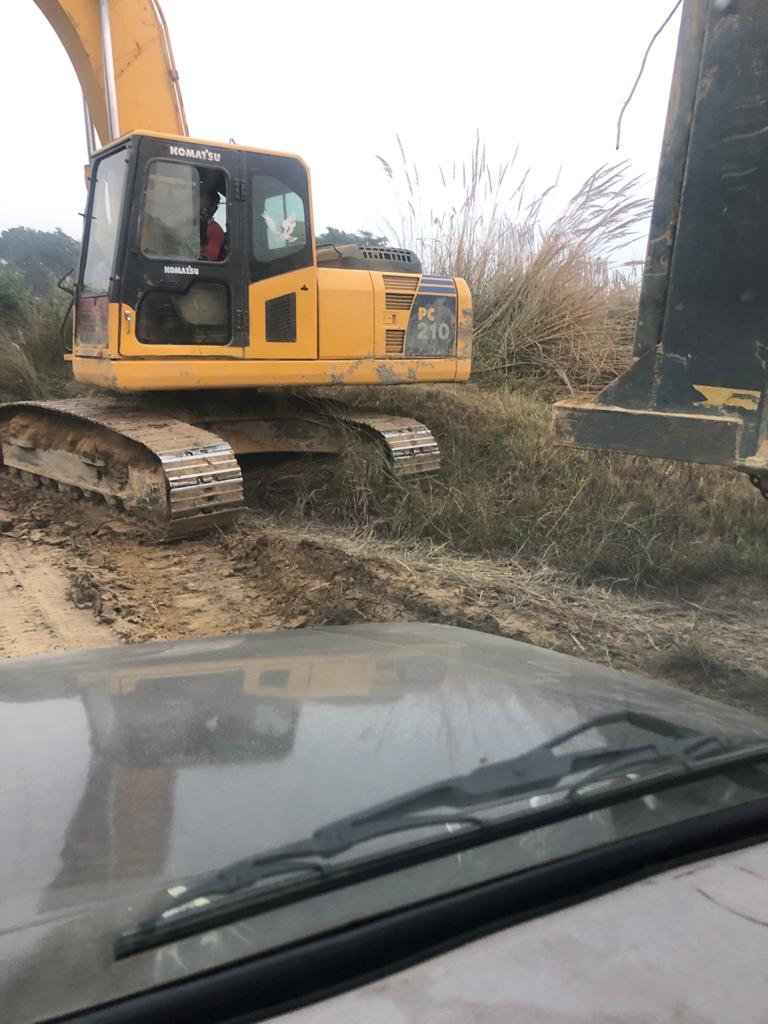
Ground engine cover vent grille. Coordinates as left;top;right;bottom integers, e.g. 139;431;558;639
385;329;406;355
360;246;419;268
265;293;296;342
382;274;419;292
385;293;414;311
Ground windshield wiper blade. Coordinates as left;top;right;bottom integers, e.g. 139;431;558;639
116;710;768;958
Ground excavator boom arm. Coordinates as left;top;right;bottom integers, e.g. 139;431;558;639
33;0;188;144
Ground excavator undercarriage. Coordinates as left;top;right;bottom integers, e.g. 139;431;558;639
0;397;439;539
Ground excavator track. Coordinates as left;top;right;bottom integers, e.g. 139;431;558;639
0;399;243;540
0;397;440;540
336;412;440;476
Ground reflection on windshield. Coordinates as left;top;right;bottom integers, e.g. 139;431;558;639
34;648;413;913
3;628;768;1021
3;628;764;936
3;633;606;926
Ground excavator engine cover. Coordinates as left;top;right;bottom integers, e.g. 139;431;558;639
316;244;423;274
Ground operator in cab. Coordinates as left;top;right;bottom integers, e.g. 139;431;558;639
200;186;225;261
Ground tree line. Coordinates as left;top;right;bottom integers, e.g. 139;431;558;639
0;224;389;324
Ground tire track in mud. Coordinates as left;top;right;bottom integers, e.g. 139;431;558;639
0;540;116;658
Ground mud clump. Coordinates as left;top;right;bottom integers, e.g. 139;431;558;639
68;571;102;613
67;569;129;626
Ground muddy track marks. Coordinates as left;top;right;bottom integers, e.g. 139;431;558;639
0;542;115;657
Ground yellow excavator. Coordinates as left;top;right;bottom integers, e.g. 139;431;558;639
1;1;472;537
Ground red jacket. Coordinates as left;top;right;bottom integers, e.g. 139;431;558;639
201;220;225;261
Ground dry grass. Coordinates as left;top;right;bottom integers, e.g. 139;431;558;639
0;297;71;401
379;139;648;391
229;142;766;588
255;384;768;589
237;512;768;713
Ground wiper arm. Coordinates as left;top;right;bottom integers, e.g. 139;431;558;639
116;710;768;958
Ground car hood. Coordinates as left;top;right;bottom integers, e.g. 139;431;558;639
2;622;767;1021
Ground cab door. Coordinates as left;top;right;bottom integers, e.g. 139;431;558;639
245;152;317;360
120;136;248;357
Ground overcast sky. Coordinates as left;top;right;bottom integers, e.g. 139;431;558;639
0;0;682;247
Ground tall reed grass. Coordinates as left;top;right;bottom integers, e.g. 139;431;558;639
379;138;649;391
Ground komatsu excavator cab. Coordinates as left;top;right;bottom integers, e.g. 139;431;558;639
78;135;304;356
74;132;471;394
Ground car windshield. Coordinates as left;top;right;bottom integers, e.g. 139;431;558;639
116;706;768;957
1;629;766;923
4;627;768;1021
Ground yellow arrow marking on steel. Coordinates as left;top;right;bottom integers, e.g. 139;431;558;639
693;385;760;411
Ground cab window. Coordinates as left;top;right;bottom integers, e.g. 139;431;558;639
136;282;231;346
252;175;307;263
140;161;228;263
81;148;128;295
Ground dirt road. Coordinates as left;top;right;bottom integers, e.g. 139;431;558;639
1;475;766;713
0;542;115;656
